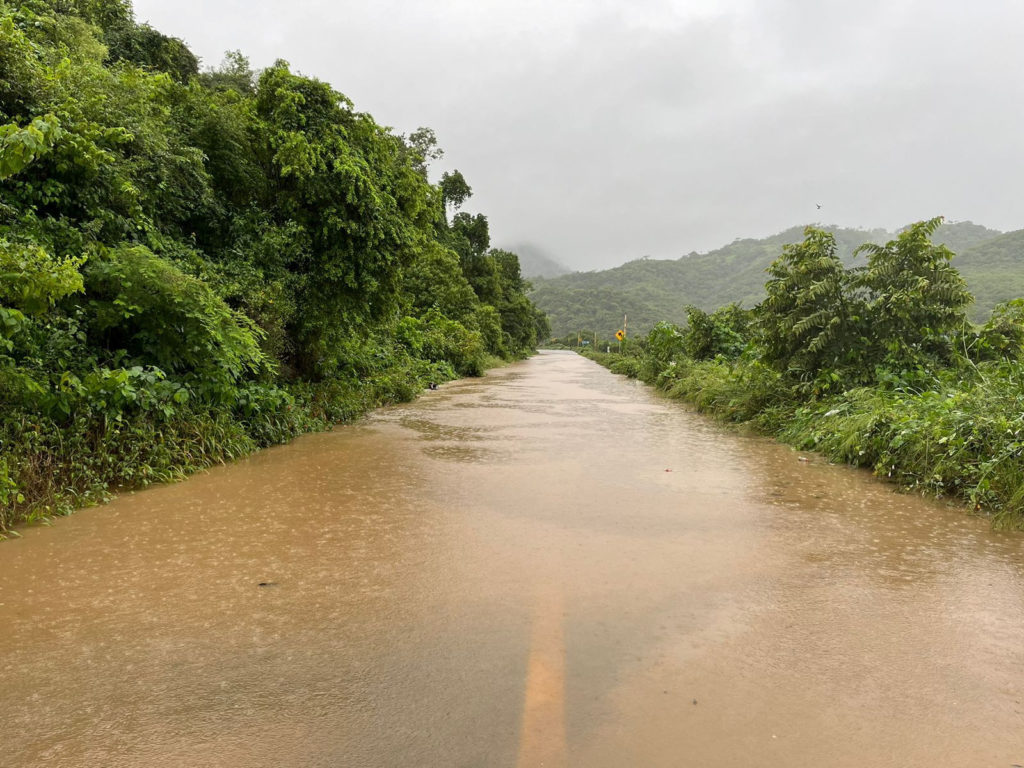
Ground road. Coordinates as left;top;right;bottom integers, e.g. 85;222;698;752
1;351;1022;766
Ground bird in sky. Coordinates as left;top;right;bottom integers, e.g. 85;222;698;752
816;203;822;209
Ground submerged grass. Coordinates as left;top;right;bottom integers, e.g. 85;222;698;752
584;350;1024;529
0;360;473;537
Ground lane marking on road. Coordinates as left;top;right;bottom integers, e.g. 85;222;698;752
516;588;567;768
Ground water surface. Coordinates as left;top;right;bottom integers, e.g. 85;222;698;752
2;351;1022;766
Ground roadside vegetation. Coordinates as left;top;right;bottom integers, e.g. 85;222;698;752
0;0;548;533
583;219;1024;529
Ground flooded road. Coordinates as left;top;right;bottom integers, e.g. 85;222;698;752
2;350;1023;767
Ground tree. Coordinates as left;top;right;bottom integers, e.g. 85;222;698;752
450;211;489;258
84;245;267;388
854;217;972;374
405;126;442;177
401;241;478;323
251;61;436;374
200;50;255;95
75;0;133;32
645;321;685;368
757;227;861;391
439;170;471;219
757;220;974;392
105;23;199;82
683;303;751;361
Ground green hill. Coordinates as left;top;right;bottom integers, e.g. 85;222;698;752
954;229;1024;320
532;221;1014;337
933;221;1003;253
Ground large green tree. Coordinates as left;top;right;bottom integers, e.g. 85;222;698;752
756;220;973;393
250;61;438;374
757;227;860;390
854;217;972;373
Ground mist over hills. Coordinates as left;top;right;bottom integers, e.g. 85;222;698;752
506;243;571;279
530;221;1020;338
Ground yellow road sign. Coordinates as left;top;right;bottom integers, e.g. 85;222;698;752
615;330;625;341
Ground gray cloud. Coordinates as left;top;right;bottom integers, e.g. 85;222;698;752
133;0;1024;269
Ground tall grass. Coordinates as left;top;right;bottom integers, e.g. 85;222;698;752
585;350;1024;529
780;368;1024;528
0;359;466;536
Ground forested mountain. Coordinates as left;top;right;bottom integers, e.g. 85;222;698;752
532;221;1014;337
0;0;547;530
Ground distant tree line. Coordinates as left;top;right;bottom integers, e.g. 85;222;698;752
531;221;1024;340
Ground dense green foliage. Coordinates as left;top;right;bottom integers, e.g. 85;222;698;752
0;0;547;533
533;221;1016;339
760;220;972;394
585;222;1024;529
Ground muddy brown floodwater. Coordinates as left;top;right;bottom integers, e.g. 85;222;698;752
2;351;1023;767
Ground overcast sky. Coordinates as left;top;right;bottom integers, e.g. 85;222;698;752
133;0;1024;271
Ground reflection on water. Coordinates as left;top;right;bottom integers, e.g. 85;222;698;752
0;351;1022;767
